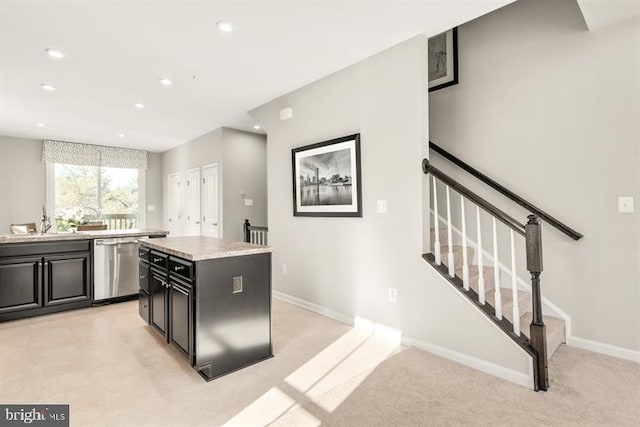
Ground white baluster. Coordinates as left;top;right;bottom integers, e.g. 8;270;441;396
460;196;469;290
510;229;520;335
476;206;485;304
432;177;441;265
446;186;454;277
492;217;502;320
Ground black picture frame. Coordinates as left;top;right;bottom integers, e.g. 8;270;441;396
428;27;459;92
292;134;362;217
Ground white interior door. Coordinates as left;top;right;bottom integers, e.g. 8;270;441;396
201;164;220;238
185;168;201;236
167;172;182;237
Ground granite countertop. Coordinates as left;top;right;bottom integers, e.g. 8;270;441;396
139;236;273;261
0;228;168;244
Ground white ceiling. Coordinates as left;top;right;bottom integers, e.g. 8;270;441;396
577;0;640;30
0;0;513;153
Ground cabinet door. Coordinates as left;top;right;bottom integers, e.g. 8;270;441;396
139;290;150;324
44;252;91;306
170;279;193;361
0;257;42;313
150;270;168;338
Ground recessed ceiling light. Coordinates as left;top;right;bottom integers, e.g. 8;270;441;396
253;125;261;130
134;102;145;109
159;78;173;86
40;83;56;91
217;20;233;32
36;122;45;127
45;48;64;58
118;133;126;138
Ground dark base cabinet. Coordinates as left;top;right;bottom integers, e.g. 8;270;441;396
139;290;150;324
0;241;92;322
138;245;272;382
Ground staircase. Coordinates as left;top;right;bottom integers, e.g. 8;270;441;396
422;142;583;391
428;227;566;359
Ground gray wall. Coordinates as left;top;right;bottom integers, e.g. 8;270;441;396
430;0;640;351
145;152;164;228
0;134;164;232
250;36;531;375
161;127;267;241
221;128;268;241
0;136;46;232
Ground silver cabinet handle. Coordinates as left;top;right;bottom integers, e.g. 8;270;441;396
139;275;147;279
153;257;162;263
174;266;186;271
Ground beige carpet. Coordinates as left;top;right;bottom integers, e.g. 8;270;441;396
0;299;638;426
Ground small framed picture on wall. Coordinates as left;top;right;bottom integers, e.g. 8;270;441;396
428;27;459;92
291;134;362;217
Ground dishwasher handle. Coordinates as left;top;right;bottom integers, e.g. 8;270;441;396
95;238;140;246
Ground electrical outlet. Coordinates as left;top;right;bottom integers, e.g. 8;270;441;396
388;287;398;303
376;200;388;214
244;198;254;206
282;264;288;275
618;196;634;213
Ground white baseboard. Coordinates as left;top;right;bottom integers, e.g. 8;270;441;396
273;290;534;389
566;335;640;363
402;336;534;389
273;290;353;326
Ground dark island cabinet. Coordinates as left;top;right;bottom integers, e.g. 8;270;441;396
0;240;92;322
138;240;272;382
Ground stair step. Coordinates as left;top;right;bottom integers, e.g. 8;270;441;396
520;312;566;359
439;245;475;271
430;227;449;249
485;287;530;323
456;265;496;293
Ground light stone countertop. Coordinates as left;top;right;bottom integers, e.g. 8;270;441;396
139;236;273;261
0;228;168;244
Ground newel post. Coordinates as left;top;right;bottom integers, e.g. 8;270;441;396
243;219;251;243
526;214;548;391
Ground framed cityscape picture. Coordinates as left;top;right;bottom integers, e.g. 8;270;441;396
428;27;458;92
292;134;362;217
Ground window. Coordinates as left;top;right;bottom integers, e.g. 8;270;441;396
49;164;144;231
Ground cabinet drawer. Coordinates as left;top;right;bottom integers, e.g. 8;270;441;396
139;260;150;293
169;257;194;282
150;251;168;270
138;246;150;262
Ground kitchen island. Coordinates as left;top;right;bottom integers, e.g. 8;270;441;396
137;236;273;381
0;229;167;321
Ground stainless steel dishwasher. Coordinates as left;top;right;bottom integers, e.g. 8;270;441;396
93;237;140;303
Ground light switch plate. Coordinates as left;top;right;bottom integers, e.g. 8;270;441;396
388;287;398;303
376;200;388;214
245;198;254;206
618;196;634;214
147;205;156;212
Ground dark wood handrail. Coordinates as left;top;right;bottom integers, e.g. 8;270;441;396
423;159;526;236
429;142;583;241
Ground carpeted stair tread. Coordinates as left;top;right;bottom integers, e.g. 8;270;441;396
456;265;496;293
439;245;475;271
520;312;565;359
484;287;530;323
430;227;449;249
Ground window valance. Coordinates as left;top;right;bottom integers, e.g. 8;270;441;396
42;140;148;170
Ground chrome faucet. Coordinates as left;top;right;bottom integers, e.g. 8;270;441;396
40;205;52;234
84;206;102;221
